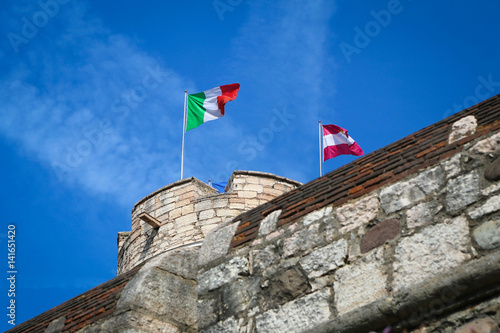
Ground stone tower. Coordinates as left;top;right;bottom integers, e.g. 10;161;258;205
117;170;302;274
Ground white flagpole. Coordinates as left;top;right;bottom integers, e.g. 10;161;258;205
181;90;187;179
319;120;323;177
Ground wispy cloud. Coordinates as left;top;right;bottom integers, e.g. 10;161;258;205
1;1;192;205
224;0;337;179
0;0;337;206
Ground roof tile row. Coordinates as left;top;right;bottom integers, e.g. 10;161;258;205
230;94;500;249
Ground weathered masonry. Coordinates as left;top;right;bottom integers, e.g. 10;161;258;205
117;170;301;274
196;96;500;332
7;94;500;333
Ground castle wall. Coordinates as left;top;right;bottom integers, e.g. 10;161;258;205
78;247;200;333
7;96;500;333
196;112;500;332
117;171;301;274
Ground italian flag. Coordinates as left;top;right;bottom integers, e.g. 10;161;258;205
186;83;240;131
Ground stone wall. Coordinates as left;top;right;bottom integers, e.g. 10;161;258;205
79;247;200;333
197;113;500;332
117;171;301;274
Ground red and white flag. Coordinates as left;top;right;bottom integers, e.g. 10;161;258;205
323;124;364;161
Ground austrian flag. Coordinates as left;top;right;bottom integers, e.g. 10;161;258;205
186;83;240;131
323;124;364;161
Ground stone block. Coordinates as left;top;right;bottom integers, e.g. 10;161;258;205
485;155;500;181
245;176;262;184
181;203;194;215
115;250;198;328
264;188;284;197
299;239;348;279
45;316;66;333
273;183;290;192
283;223;321;257
223;277;261;315
259;210;282;236
468;194;500;219
229;202;245;210
472;219;500;250
265;229;284;241
244;198;260;208
238;191;258;199
336;195;379;232
175;213;197;227
201;224;218;235
360;219;400;254
156;203;175;217
176;224;197;235
469;132;500;155
179;190;197;201
393;216;471;292
482;182;500;196
199;217;222;227
443;154;462;179
446;171;479;211
267;267;311;307
169;207;183;220
334;259;387;315
159;191;174;200
380;166;444;214
244;184;264;192
175;198;191;207
255;288;333;333
213;198;229;208
216;208;242;217
197;297;219;329
198;256;249;293
406;202;443;229
302;206;333;226
448;115;477;144
260;178;278;187
195;200;213;211
199;209;216;220
252;245;280;271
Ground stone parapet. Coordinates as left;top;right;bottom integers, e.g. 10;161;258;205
117;170;301;274
197;111;500;332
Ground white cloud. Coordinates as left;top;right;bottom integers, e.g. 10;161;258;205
0;1;191;206
0;0;338;206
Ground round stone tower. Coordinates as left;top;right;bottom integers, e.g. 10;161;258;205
117;170;301;274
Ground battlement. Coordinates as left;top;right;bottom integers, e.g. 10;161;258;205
117;170;301;274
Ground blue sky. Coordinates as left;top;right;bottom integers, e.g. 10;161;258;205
1;0;499;329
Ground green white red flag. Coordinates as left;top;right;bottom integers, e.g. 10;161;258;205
186;83;240;131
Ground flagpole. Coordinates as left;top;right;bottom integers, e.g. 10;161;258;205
181;90;187;179
319;120;323;177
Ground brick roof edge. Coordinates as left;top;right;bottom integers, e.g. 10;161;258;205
230;94;500;248
6;263;144;333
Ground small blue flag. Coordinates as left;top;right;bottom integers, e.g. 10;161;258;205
212;182;227;193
